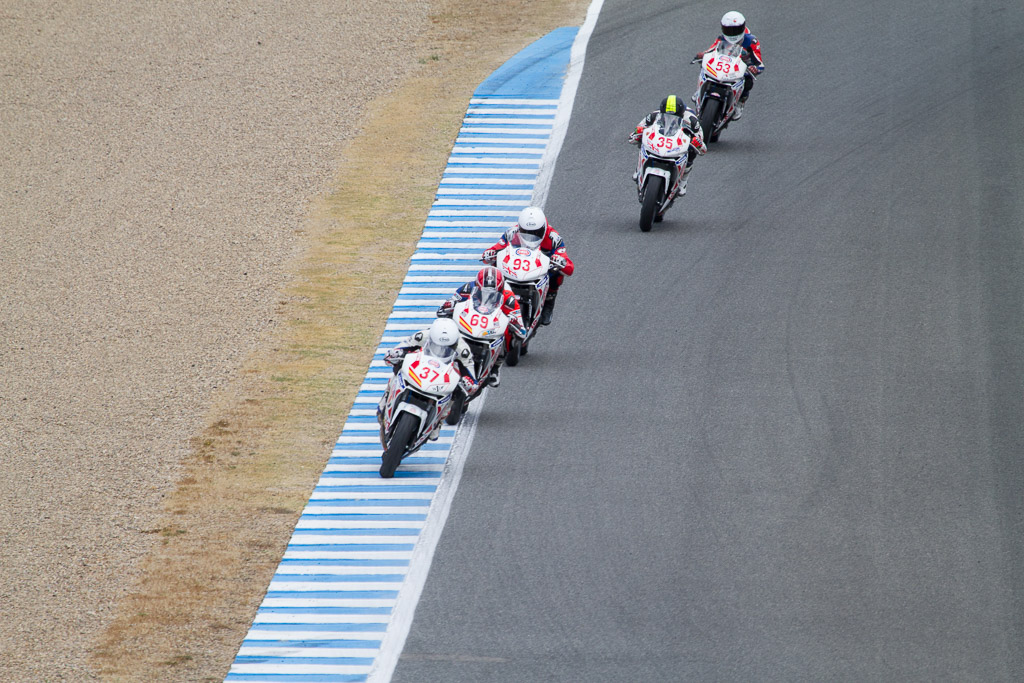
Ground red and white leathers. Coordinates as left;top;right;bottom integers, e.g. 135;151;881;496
383;328;477;389
697;28;764;102
482;223;575;291
437;281;528;349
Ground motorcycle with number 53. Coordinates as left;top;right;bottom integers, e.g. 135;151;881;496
692;40;748;143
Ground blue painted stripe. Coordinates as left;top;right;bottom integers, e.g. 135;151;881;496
242;639;382;648
265;590;398;600
256;607;392;615
315;472;441;481
226;675;368;683
272;574;406;582
441;173;538;180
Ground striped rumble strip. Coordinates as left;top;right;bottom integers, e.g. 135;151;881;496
226;26;580;683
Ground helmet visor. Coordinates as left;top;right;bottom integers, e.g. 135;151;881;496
423;339;456;362
472;287;502;315
518;229;543;249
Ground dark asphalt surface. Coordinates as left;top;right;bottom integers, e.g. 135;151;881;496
393;0;1024;680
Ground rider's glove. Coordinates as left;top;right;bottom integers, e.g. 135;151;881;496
550;254;567;271
384;348;405;366
629;124;642;143
459;375;476;393
437;300;454;317
747;64;759;75
482;248;497;263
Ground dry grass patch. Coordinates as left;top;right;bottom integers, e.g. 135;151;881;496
90;0;589;680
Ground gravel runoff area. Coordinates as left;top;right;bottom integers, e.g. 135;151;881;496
0;2;432;678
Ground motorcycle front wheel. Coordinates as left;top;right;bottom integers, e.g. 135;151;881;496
700;99;721;144
639;175;665;233
380;412;418;478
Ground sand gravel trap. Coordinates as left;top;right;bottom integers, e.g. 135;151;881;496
0;2;430;678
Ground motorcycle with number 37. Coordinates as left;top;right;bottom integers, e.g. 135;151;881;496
377;346;461;478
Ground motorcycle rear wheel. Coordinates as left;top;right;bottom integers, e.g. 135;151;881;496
639;175;665;233
700;99;721;144
506;337;521;367
445;389;466;425
380;412;418;478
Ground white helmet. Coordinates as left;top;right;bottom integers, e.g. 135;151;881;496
721;11;746;44
517;206;547;248
425;318;459;360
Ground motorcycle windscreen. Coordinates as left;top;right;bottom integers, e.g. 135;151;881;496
654;112;686;136
715;41;743;59
471;286;503;315
510;230;542;250
423;341;456;363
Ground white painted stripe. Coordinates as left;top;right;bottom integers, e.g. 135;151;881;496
443;157;540;165
465;107;557;115
252;614;392;625
441;166;538;174
398;286;470;294
302;506;429;516
439;177;535;185
237;647;381;658
274;565;411;575
408;252;484;259
533;3;603;206
261;598;395;608
435;188;533;196
450;146;545;155
462;117;553;126
290;535;418;545
429;198;530;206
269;582;403;593
294;520;425;530
469;97;558;105
455;136;550;145
230;663;371;674
420;232;503;239
248;629;387;640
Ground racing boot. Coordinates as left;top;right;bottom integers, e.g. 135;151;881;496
732;97;746;121
427;422;442;441
487;357;503;387
678;165;693;197
540;289;558;326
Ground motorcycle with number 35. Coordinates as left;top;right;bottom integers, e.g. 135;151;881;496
633;113;692;232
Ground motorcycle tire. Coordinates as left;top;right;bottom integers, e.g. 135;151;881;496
380;412;418;478
521;338;529;356
639;175;664;233
506;337;521;367
700;100;720;144
445;389;465;425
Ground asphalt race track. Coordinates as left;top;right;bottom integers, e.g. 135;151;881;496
393;0;1024;680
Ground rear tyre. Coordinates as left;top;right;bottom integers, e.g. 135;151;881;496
380;412;418;478
444;390;465;425
639;175;664;233
699;99;720;145
506;337;521;367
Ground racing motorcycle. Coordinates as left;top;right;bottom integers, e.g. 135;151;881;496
633;113;692;232
495;233;551;350
692;40;747;143
438;287;511;425
376;346;461;477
